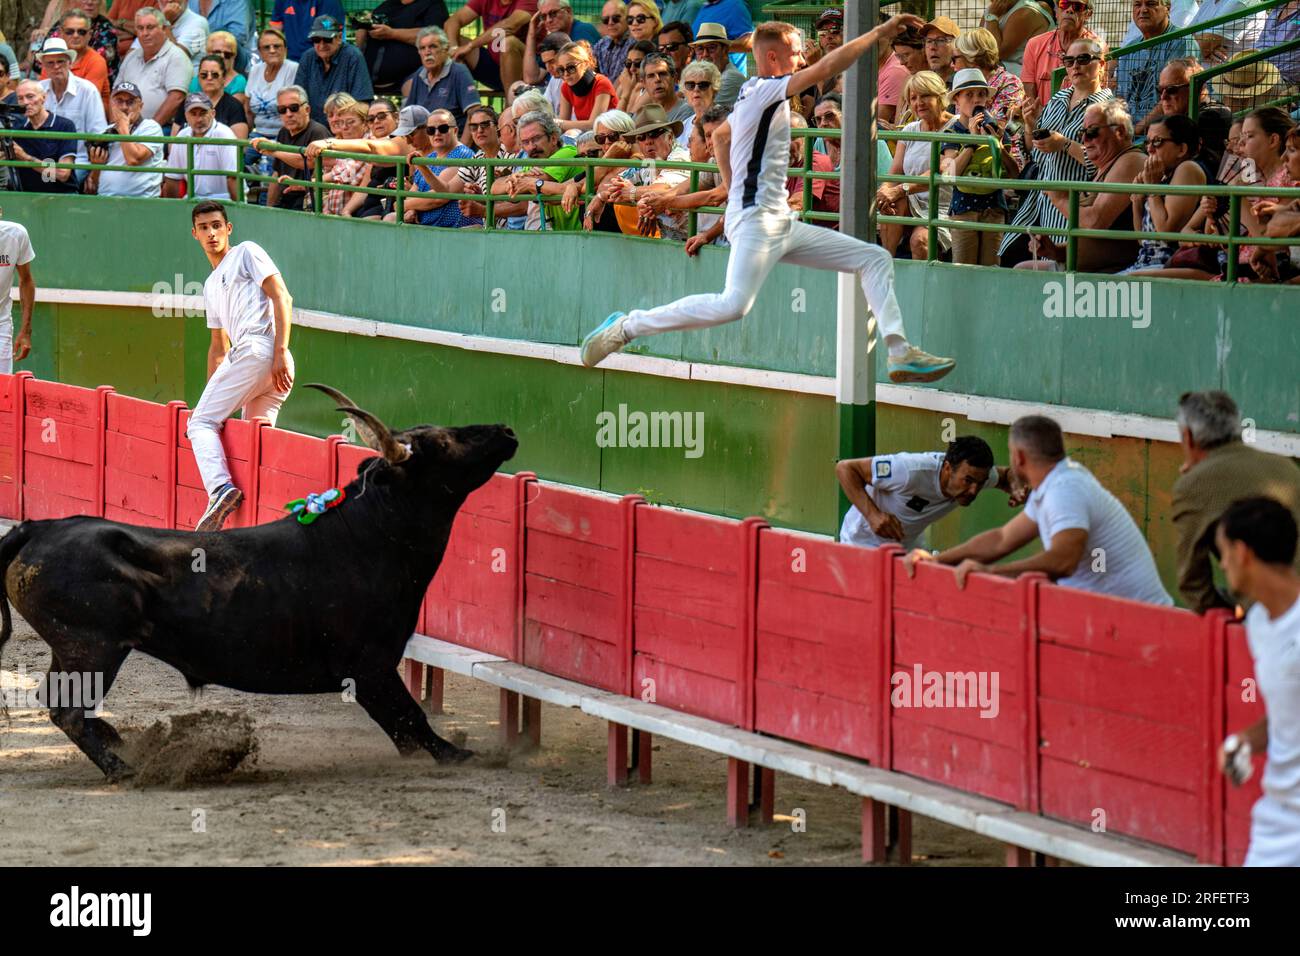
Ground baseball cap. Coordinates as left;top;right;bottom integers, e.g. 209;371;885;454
308;14;342;39
393;105;430;137
922;16;961;39
815;9;843;28
110;80;142;100
183;92;213;111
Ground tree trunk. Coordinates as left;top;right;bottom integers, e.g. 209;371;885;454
1;0;53;68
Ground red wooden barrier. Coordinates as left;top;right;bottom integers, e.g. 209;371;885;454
421;471;523;660
632;505;750;725
1223;619;1265;866
521;482;627;691
256;426;338;526
753;529;884;762
889;560;1029;807
103;394;181;528
0;373;30;520
22;380;109;520
1036;585;1210;857
175;411;263;529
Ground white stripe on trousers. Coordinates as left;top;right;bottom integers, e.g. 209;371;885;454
187;338;293;497
622;211;908;344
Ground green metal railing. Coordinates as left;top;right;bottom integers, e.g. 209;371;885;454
4;125;1299;284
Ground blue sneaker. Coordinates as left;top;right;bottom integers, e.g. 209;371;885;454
580;312;630;368
887;346;956;384
195;482;243;532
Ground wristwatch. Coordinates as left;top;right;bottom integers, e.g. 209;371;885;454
983;11;1000;22
534;178;544;194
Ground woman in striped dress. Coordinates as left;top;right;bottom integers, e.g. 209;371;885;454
998;38;1113;267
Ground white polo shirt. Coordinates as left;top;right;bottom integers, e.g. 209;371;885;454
726;73;794;230
96;118;166;197
203;241;280;348
41;74;107;170
131;8;211;66
1024;458;1173;605
839;452;1000;552
1246;595;1300;813
166;121;237;199
1;220;35;333
117;42;194;121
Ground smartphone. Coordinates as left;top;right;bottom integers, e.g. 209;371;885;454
1032;128;1052;141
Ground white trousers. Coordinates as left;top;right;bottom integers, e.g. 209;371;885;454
622;212;908;344
0;319;13;375
187;338;293;496
1244;794;1300;867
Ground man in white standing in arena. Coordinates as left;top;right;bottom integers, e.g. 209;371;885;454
579;14;955;385
188;200;295;531
1216;497;1300;867
0;207;36;374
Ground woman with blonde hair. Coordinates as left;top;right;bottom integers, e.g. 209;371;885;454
677;59;719;147
625;2;662;45
557;41;618;131
954;27;1023;125
877;70;953;259
190;31;248;105
319;95;371;216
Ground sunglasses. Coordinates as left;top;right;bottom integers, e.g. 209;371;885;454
628;14;652;24
426;123;453;134
1061;53;1101;67
1081;123;1114;139
276;102;305;114
1058;0;1088;10
216;50;235;58
557;63;582;76
625;58;644;71
198;71;223;78
634;128;669;142
593;132;621;145
579;149;601;158
260;42;284;50
64;27;90;36
1146;136;1172;149
311;36;336;45
601;14;623;23
1157;82;1189;98
541;9;565;18
682;80;712;92
658;41;685;53
815;114;840;126
467;120;495;131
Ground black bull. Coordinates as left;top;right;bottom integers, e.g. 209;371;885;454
0;385;518;781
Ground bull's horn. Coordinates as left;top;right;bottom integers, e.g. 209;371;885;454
305;383;386;453
336;405;411;463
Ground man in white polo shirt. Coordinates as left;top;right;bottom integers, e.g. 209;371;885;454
1216;497;1300;866
116;6;193;128
0;207;36;374
836;436;1024;552
84;81;167;198
38;37;106;185
163;92;237;199
907;415;1173;605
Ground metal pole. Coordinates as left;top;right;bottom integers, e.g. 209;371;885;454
835;0;880;526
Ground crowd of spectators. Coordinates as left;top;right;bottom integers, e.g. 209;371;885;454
1;1;1297;279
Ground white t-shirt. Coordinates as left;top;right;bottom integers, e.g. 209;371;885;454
1;220;36;327
1246;594;1300;811
41;74;107;170
203;241;281;347
840;451;1000;552
166;121;237;199
1024;458;1173;605
725;74;794;229
96;118;167;197
246;59;300;137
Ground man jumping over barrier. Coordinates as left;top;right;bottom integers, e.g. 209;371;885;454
188;200;296;531
579;14;956;384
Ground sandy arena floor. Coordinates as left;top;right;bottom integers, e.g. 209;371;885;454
1;613;1004;866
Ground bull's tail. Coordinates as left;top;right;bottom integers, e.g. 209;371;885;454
0;522;33;667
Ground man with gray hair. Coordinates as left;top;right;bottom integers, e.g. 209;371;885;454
402;25;480;132
250;85;330;210
1172;390;1300;612
490;108;584;230
115;6;193;127
907;414;1172;605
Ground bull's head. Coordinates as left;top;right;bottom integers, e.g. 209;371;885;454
306;384;518;496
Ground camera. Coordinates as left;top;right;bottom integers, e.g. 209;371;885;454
347;10;388;30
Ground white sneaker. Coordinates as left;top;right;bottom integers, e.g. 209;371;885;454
195;483;243;532
580;312;630;367
887;346;956;384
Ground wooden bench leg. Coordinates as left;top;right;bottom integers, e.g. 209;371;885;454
520;696;541;750
889;807;913;864
753;767;774;824
1005;845;1033;867
427;666;444;715
862;798;888;863
607;722;628;787
403;659;424;702
498;689;519;747
727;758;749;828
635;729;652;784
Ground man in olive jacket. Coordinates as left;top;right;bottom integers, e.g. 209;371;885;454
1172;391;1300;613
